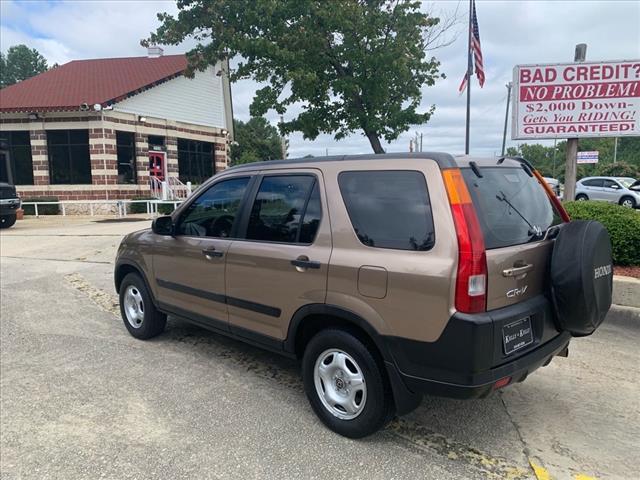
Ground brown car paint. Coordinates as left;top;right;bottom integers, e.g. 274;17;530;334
117;156;552;346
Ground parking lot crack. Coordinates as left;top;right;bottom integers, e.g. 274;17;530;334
499;391;544;478
386;418;530;479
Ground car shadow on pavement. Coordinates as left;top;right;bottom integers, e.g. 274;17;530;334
152;316;534;478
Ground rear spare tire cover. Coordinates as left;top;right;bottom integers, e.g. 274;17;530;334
550;220;613;336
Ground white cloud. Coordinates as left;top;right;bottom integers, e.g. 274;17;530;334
1;0;639;157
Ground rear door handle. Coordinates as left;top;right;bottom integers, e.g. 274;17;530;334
202;248;224;259
502;263;534;277
291;257;321;270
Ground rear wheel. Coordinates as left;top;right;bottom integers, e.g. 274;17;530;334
302;329;394;438
0;214;16;228
576;194;588;201
619;196;636;208
119;273;166;339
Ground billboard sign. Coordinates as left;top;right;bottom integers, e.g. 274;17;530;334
512;60;640;140
577;151;599;164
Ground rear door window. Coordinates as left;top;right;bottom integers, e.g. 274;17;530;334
338;170;435;251
582;179;603;187
461;167;561;250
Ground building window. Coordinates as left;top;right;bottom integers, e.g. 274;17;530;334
47;130;91;184
116;131;137;184
177;139;214;184
0;131;34;185
148;135;165;149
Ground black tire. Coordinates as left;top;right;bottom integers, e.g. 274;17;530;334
0;214;17;229
618;196;636;208
575;194;588;201
119;272;166;339
302;329;394;438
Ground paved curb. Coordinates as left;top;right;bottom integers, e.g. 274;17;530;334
613;275;640;309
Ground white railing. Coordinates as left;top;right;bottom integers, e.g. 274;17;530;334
148;176;192;200
21;199;184;218
149;176;163;199
167;176;192;200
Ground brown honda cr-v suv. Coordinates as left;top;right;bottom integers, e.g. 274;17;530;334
115;153;613;438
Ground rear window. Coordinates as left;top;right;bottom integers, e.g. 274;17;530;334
461;167;561;250
338;171;435;251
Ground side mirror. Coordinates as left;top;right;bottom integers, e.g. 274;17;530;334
152;215;174;236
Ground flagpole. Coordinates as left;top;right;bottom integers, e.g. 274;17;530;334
464;0;473;155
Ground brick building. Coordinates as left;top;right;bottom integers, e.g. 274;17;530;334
0;48;233;203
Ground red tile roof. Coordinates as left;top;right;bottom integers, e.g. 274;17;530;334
0;54;188;112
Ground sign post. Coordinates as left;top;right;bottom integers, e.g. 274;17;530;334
564;44;587;202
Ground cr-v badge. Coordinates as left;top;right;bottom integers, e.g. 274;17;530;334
507;285;528;298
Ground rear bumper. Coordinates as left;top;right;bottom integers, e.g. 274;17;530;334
385;295;571;399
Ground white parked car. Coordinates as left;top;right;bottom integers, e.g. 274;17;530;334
575;176;640;208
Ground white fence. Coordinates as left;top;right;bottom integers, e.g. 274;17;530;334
21;199;184;218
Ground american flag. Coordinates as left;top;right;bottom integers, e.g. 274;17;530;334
459;0;485;93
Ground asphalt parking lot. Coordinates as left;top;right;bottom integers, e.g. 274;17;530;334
1;217;638;480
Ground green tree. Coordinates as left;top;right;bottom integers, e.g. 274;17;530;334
508;137;640;182
144;0;448;153
231;117;284;165
0;45;48;88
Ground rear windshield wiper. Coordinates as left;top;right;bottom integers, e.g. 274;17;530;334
495;190;543;238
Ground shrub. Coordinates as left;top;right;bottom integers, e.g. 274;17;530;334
128;197;177;215
128;196;155;214
22;197;60;215
563;201;640;266
157;203;175;215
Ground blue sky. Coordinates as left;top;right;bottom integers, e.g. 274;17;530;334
1;0;639;157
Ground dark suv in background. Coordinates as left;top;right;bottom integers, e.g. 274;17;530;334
0;141;21;229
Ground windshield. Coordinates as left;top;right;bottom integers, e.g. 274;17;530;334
617;178;636;188
461;166;562;250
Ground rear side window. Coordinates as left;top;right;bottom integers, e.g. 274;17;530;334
246;175;320;243
461;167;561;250
338;171;435;251
582;179;603;187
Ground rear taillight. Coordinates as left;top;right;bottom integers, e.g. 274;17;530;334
532;169;570;222
442;168;487;314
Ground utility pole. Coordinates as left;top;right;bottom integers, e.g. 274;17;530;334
564;43;587;202
613;137;618;163
420;133;423;152
501;82;512;156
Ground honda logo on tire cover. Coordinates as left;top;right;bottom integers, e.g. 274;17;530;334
594;264;612;279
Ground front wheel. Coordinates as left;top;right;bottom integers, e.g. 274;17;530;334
302;329;394;438
619;196;636;208
119;273;166;339
576;194;588;201
0;214;17;228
